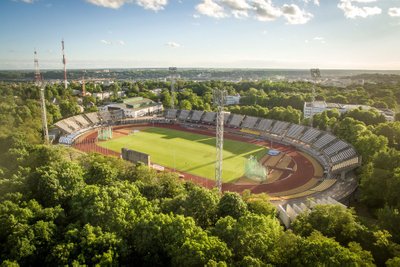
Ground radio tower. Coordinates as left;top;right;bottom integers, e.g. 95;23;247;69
213;89;227;192
62;39;67;89
169;67;177;109
34;50;49;144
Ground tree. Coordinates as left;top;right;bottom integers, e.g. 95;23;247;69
217;192;247;219
70;181;154;234
212;214;282;262
295;231;374;266
27;160;85;207
179;99;192;110
49;224;122;266
131;213;231;266
387;256;400;267
360;149;400;208
373;122;400;148
59;99;80;117
182;186;220;228
0;199;62;265
377;207;400;243
292;204;365;245
242;190;276;217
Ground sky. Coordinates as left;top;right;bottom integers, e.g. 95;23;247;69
0;0;400;70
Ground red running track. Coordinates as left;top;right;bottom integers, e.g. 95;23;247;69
73;123;317;195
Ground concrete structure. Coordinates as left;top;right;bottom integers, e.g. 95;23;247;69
99;97;163;119
304;101;394;121
225;94;241;105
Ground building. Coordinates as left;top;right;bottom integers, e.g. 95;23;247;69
303;101;394;121
99;97;163;119
225;95;241;105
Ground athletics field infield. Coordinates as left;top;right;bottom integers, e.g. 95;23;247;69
98;127;267;182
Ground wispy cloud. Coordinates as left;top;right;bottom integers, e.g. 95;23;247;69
86;0;129;9
313;36;326;43
195;0;314;25
165;41;182;48
101;39;112;45
136;0;168;11
13;0;36;3
86;0;168;11
337;0;382;19
100;39;126;45
196;0;227;19
388;7;400;17
281;4;313;25
302;0;320;6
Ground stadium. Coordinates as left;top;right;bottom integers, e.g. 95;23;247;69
55;109;360;227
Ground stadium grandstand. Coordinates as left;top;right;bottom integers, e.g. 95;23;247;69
190;110;204;122
201;111;216;123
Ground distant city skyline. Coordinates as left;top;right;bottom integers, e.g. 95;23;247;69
1;0;400;70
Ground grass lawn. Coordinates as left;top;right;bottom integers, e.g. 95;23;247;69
99;127;267;182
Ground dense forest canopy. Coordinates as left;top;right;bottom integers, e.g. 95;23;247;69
1;75;400;266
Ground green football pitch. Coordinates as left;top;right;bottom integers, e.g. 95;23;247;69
98;127;267;182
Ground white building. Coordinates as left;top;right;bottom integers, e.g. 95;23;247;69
99;97;163;119
303;101;394;121
225;95;241;105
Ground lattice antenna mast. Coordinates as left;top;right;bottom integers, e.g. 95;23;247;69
169;67;177;109
213;89;227;192
310;68;321;126
62;39;67;89
34;50;49;144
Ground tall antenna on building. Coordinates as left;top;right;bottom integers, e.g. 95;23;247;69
213;88;227;192
62;39;67;89
34;50;49;144
169;67;177;109
310;68;321;126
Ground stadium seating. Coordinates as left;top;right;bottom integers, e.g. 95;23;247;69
300;128;321;144
270;121;290;135
228;114;245;127
241;116;259;129
323;140;349;156
331;147;357;164
331;156;359;172
190;110;204;122
55;121;73;134
224;113;231;124
64;118;80;131
71;115;89;127
309;179;337;192
99;111;112;122
285;124;306;139
256;119;274;131
202;111;216;123
85;112;100;124
178;110;190;120
166;109;178;119
313;133;337;149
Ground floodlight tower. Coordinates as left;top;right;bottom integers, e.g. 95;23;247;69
62;39;67;90
213;88;227;192
169;67;177;109
310;68;321;126
34;50;49;144
82;70;86;96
